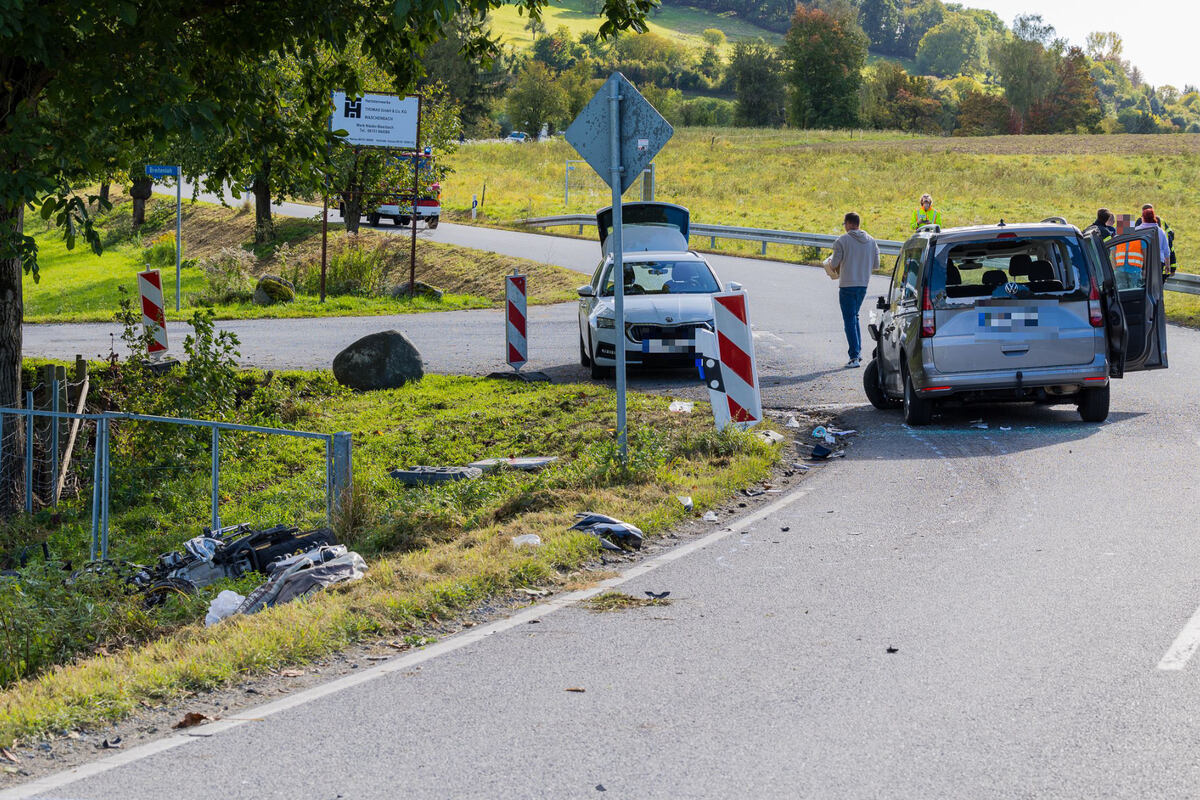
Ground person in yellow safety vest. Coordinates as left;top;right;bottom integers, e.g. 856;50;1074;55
910;193;942;230
1111;236;1145;290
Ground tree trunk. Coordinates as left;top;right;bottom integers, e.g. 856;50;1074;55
99;182;110;205
253;170;274;245
129;176;152;228
0;204;25;517
341;187;363;234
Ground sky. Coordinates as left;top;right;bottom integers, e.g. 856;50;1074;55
966;0;1199;88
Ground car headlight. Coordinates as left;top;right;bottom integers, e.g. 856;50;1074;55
595;316;615;329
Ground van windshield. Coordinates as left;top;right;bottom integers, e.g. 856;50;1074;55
928;235;1091;308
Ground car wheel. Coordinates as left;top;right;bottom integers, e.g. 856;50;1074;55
863;358;901;410
902;366;933;426
427;217;439;230
1077;385;1110;422
367;212;380;226
580;334;591;367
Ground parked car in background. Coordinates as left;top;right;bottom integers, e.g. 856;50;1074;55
863;220;1167;424
506;131;529;143
578;202;740;380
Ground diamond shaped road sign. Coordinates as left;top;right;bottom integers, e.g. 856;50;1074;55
565;72;673;195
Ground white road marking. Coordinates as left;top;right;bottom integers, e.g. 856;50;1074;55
1;482;817;800
1157;603;1200;670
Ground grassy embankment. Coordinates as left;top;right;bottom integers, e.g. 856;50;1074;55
485;0;783;55
24;191;580;323
442;129;1200;324
0;368;778;747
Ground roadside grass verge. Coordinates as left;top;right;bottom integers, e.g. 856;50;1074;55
0;370;778;746
23;191;579;323
443;129;1200;327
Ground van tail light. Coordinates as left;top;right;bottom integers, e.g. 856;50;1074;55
1087;272;1103;328
920;285;936;337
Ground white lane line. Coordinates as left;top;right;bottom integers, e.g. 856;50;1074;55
2;483;815;800
1157;603;1200;670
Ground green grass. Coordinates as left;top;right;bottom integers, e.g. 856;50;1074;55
445;128;1200;325
24;193;580;323
0;369;779;745
486;0;782;55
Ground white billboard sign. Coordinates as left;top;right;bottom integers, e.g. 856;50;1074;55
331;92;419;149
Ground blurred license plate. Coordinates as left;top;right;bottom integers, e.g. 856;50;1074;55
642;339;694;354
978;309;1038;330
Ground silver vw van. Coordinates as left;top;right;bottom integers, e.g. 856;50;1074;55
863;221;1167;424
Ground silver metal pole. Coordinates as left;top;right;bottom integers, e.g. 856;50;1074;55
24;390;32;513
175;171;182;312
608;78;627;462
565;159;569;206
210;427;220;531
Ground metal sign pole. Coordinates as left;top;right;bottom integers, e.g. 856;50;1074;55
410;96;421;293
174;170;181;312
609;79;627;462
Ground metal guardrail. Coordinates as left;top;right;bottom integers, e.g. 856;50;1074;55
0;406;353;559
521;214;905;257
1166;273;1200;296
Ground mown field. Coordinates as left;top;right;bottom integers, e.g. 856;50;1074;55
485;0;782;54
442;128;1200;322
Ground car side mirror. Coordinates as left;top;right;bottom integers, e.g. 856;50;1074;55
577;285;595;298
726;281;743;292
867;323;880;342
876;296;887;310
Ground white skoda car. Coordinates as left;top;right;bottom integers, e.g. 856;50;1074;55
577;203;738;379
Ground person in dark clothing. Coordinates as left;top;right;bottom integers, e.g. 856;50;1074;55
1093;208;1116;240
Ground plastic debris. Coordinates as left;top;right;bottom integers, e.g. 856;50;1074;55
969;419;988;430
644;590;670;599
827;427;857;437
811;426;829;439
570;512;644;551
785;416;801;428
668;401;694;413
754;429;786;446
999;426;1012;431
702;511;719;522
512;534;542;548
390;465;483;485
205;589;247;627
678;496;694;511
469;457;558;473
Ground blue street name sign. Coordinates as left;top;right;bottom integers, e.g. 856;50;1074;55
145;164;179;178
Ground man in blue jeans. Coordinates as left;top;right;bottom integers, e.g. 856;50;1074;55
823;212;879;368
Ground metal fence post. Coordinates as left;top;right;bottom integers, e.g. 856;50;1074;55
24;390;32;513
331;431;353;520
101;417;110;558
761;241;767;255
90;419;101;561
51;378;60;506
210;427;220;531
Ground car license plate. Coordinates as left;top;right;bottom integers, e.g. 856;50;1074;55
978;309;1038;330
642;338;694;354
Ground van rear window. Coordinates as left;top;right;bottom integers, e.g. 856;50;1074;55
928;236;1091;307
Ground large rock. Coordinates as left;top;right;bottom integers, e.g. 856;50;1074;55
333;330;424;390
391;281;444;302
253;274;296;305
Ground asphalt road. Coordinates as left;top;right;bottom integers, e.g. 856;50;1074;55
13;199;1200;798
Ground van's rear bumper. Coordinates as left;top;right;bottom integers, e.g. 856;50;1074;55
914;354;1109;398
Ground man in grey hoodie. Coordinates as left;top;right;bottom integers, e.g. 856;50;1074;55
823;212;879;368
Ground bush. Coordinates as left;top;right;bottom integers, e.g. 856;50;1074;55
197;247;256;304
291;236;391;297
144;232;179;267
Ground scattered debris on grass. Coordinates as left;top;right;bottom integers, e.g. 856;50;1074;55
173;712;214;730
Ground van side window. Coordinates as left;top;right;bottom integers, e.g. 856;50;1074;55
895;243;925;307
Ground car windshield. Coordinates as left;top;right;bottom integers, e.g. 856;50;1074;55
927;235;1091;308
600;260;719;296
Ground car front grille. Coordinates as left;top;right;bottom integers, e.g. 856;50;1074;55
626;321;711;342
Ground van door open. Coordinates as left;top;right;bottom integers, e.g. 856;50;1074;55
1104;229;1167;371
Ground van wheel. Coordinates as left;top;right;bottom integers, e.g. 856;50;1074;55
1077;385;1110;422
863;359;900;410
902;368;933;426
427;217;439;230
367;212;380;226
